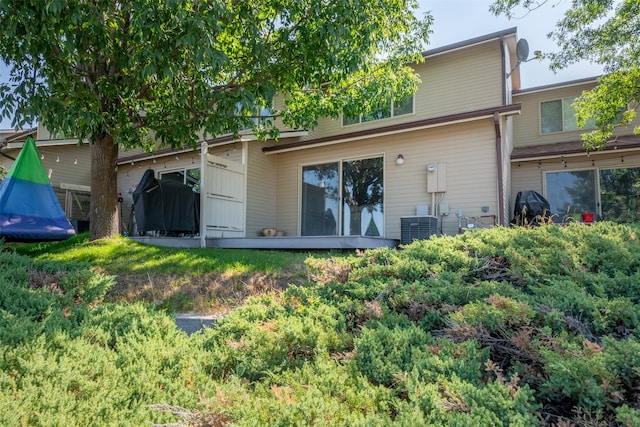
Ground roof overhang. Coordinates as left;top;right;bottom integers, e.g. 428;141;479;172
0;128;37;146
116;130;308;165
513;76;600;96
422;27;518;59
511;134;640;162
263;104;522;155
5;138;87;150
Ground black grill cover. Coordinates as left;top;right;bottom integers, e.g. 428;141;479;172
512;190;551;225
133;169;199;234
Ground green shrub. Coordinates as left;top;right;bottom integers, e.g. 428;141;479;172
222;356;396;426
539;338;618;409
395;374;539;426
200;294;350;381
2;223;640;425
450;294;535;332
354;317;489;387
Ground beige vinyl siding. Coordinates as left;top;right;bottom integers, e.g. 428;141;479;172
45;145;92;223
418;42;504;116
306;41;505;141
36;123;65;140
513;82;595;147
273;120;498;237
245;142;277;236
1;143;92;221
1;144;92;192
45;145;92;190
513;82;640;148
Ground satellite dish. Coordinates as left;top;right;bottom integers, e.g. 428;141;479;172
516;39;530;62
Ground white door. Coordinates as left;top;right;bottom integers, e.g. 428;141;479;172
203;153;246;238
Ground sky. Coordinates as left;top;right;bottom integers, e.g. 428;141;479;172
0;0;603;129
420;0;604;88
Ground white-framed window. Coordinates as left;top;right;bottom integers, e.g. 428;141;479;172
544;165;640;223
159;167;201;193
342;95;414;126
540;97;596;134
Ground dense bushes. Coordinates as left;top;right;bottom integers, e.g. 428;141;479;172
1;222;639;425
0;252;216;425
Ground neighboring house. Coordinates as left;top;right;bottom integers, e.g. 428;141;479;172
511;79;640;224
0;124;92;232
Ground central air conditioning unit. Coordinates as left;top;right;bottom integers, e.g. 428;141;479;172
400;215;438;244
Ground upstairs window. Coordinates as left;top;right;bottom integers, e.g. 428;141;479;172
342;95;414;126
540;97;595;134
237;99;273;131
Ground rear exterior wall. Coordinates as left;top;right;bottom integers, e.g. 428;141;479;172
271;119;499;238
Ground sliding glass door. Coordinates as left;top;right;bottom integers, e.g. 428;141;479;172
600;167;640;222
544;166;640;223
342;157;384;236
545;170;597;218
301;156;384;236
301;163;339;236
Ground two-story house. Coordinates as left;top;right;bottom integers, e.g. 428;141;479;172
118;27;523;247
6;26;640;246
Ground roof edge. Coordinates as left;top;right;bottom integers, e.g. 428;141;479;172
511;134;640;161
513;76;600;95
422;27;518;58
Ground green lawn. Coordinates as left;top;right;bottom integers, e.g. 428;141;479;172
11;233;343;313
13;233;317;276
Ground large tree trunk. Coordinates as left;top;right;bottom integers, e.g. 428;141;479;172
89;133;119;240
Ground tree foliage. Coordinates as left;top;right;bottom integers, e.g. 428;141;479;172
0;0;430;239
491;0;640;149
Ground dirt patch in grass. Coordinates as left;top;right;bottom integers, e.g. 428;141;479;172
105;267;308;314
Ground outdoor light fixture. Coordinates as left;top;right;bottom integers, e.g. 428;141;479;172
396;154;405;165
